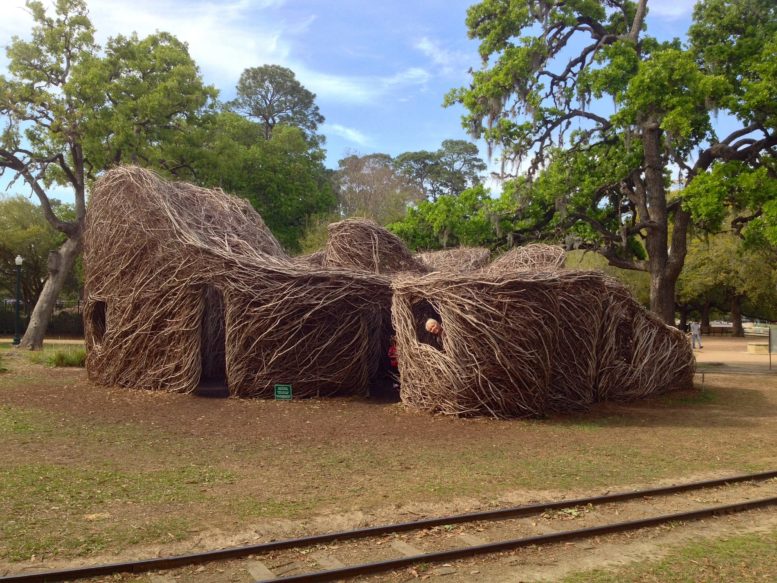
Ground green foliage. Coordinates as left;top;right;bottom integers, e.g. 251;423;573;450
566;250;650;307
389;185;502;250
0;197;69;305
395;139;486;201
447;0;777;320
83;31;217;173
298;213;340;254
231;64;324;142
677;232;777;320
190;113;336;252
48;347;86;367
335;153;423;225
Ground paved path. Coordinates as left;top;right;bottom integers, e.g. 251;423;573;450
693;336;775;375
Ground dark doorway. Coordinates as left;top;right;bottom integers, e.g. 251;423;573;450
90;300;107;345
195;286;228;398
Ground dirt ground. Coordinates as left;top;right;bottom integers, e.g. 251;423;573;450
1;335;776;581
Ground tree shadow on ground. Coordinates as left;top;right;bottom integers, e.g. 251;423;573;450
555;382;777;429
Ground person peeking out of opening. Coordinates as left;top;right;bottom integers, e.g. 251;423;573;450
425;317;444;338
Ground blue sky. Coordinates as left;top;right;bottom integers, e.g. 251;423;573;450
1;0;701;202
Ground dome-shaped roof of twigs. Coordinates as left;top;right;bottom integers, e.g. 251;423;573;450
323;218;428;275
415;247;492;273
486;244;566;274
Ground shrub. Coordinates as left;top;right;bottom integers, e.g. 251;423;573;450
47;348;86;368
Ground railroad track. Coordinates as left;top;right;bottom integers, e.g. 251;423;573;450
3;470;777;582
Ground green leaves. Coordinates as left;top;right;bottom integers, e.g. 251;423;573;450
231;65;324;142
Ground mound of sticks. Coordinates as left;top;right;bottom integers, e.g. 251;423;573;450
84;167;391;398
486;244;566;273
323;218;428;275
416;247;491;273
392;269;694;418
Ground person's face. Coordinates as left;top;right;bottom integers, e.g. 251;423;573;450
426;321;441;336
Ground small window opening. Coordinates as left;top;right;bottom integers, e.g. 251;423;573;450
91;301;107;344
412;299;444;351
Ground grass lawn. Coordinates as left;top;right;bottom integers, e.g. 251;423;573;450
1;338;776;579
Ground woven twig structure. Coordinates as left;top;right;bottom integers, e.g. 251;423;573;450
84;166;693;418
486;244;566;273
83;167;391;397
324;218;428;275
392;269;694;418
416;247;492;273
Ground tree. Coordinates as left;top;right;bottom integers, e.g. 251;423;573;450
678;233;777;335
231;65;324;141
395;139;486;201
0;0;215;348
390;185;502;250
335;153;423;225
448;0;777;324
190;112;337;252
0;197;72;309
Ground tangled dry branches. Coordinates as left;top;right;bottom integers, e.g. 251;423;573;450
392;270;694;418
83;167;694;418
486;244;566;273
416;247;491;273
323;218;428;275
84;167;391;398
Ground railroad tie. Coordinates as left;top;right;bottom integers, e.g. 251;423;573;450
311;551;345;570
246;560;276;580
458;532;488;546
391;539;425;556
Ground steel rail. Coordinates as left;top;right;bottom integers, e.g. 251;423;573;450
2;470;776;582
267;495;777;582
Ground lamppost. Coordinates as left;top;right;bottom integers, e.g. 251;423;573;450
12;255;23;346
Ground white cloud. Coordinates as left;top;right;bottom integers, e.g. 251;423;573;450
414;36;472;77
1;0;430;106
647;0;697;19
324;123;372;147
299;66;430;105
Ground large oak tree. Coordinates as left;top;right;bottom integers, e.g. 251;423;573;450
448;0;777;323
0;0;216;348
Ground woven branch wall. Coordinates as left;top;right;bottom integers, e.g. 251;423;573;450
392;270;694;418
84;167;391;397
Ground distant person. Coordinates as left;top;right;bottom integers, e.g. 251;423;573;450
690;321;703;349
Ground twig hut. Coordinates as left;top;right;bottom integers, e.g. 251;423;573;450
83;167;391;397
392;269;694;418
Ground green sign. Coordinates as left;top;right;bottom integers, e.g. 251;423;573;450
274;384;293;400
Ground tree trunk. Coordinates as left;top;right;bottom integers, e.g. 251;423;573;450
641;119;687;326
19;236;82;349
678;305;689;331
731;295;744;337
649;271;677;325
701;301;711;334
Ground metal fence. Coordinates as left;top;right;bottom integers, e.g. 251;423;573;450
0;299;84;336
